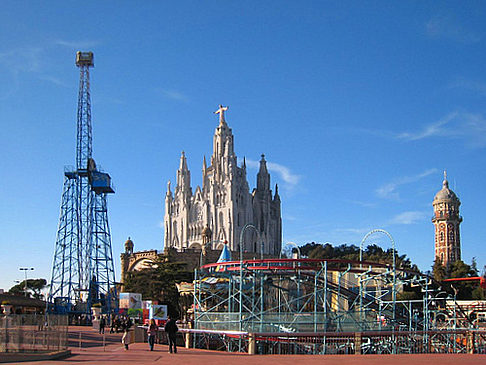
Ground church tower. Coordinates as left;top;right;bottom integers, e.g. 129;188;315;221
432;171;462;267
164;105;282;257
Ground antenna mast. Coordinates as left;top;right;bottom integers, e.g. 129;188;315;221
48;52;117;314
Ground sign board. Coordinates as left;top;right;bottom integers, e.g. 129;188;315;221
142;300;152;320
119;292;142;309
150;304;168;320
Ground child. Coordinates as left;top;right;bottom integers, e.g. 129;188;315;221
122;328;130;350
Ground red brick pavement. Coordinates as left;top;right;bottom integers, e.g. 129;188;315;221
16;326;486;365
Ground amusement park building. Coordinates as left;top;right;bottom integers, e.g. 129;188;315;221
163;105;282;256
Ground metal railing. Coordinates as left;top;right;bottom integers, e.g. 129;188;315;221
0;314;68;353
178;328;486;355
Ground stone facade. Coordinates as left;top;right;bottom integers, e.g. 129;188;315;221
120;238;269;288
163;105;282;256
120;238;159;289
432;172;462;267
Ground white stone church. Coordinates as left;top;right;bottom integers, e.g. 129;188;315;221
163;105;282;256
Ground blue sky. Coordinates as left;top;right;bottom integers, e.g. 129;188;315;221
1;1;486;291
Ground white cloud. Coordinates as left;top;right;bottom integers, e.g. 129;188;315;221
448;78;486;98
389;211;427;225
397;112;486;148
345;199;376;208
0;47;43;73
244;159;259;169
0;47;44;98
333;227;372;236
267;161;300;186
426;15;480;43
55;39;101;49
38;75;69;87
376;169;437;200
246;158;301;190
397;113;454;141
158;88;188;101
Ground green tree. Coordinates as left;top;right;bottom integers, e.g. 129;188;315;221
448;260;477;299
123;255;192;316
432;258;447;282
302;242;418;270
471;257;479;276
8;279;47;299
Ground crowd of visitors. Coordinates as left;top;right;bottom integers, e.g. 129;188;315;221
110;315;132;333
92;312;181;353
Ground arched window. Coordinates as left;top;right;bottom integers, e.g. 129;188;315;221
440;232;444;242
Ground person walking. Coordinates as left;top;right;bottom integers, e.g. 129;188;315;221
110;316;116;333
99;316;106;334
147;319;158;351
121;328;130;350
164;315;178;353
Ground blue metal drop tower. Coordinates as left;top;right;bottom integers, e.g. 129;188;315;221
48;52;117;315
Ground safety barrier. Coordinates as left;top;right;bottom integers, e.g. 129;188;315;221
176;328;486;355
0;314;68;353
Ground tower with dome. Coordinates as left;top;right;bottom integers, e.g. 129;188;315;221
432;171;462;267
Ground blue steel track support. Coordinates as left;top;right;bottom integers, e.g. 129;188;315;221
48;52;116;315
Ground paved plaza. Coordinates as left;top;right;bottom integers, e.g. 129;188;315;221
8;326;484;365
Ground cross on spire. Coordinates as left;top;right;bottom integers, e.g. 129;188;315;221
214;104;229;125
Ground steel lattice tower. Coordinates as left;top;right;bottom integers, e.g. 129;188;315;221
48;52;117;314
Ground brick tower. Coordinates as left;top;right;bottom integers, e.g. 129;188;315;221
432;171;462;267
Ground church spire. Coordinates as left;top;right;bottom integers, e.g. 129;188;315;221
257;154;270;191
166;180;172;196
179;151;188;171
176;151;191;192
212;104;235;181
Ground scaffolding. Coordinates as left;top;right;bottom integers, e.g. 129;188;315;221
193;258;486;354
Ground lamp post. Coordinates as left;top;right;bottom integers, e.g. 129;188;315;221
19;267;34;297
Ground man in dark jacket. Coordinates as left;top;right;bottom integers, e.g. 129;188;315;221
164;315;178;353
99;316;106;334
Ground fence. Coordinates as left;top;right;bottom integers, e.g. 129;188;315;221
0;314;68;353
179;328;486;355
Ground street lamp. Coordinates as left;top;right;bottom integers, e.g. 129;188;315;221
19;267;34;297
